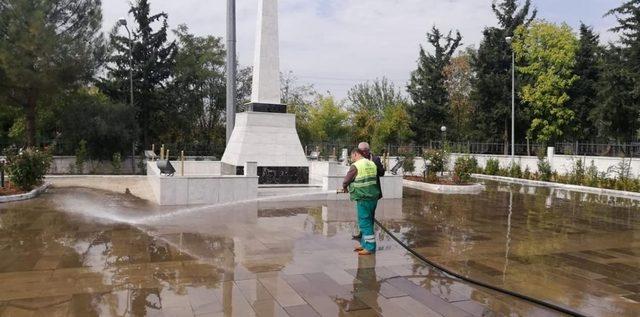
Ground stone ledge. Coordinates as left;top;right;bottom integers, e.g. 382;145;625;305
0;183;50;203
403;179;485;194
473;174;640;200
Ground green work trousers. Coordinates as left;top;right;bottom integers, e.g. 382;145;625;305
357;199;378;252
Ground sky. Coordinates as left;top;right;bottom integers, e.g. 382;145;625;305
102;0;622;99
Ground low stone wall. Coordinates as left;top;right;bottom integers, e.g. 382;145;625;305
4;155;218;175
474;174;640;200
310;161;403;199
146;161;258;206
0;183;50;203
403;179;484;194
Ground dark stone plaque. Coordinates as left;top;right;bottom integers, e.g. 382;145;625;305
245;102;287;113
234;166;309;184
258;166;309;184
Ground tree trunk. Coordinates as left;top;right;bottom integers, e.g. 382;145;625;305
24;96;37;147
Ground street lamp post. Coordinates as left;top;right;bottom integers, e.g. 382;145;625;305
119;19;136;173
440;126;447;147
505;36;515;164
118;19;134;109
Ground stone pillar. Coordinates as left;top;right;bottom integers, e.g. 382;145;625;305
250;0;281;107
244;161;258;177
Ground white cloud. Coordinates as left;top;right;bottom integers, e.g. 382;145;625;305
102;0;619;99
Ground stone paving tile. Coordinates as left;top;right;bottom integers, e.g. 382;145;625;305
283;304;321;317
252;299;289;317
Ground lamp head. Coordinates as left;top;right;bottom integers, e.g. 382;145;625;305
441;126;447;133
118;19;127;26
505;36;513;44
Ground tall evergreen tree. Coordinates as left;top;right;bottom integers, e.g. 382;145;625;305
407;26;462;144
0;0;103;146
592;46;638;141
102;0;177;147
601;0;640;141
567;24;603;141
471;0;536;147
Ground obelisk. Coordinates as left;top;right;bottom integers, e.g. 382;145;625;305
221;0;309;184
248;0;283;110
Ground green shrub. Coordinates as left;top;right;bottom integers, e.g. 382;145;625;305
4;147;52;191
484;158;500;175
111;153;122;174
508;162;523;178
453;156;478;184
568;159;586;185
523;166;532;179
402;152;415;175
584;161;599;187
423;149;448;175
537;157;552;181
75;140;87;174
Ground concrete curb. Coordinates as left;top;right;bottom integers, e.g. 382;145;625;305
403;179;485;194
0;183;51;203
473;174;640;200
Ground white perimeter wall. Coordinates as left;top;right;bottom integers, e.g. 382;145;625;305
389;147;640;178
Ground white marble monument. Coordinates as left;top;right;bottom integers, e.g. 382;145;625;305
221;0;309;184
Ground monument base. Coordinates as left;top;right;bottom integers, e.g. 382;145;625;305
222;111;309;185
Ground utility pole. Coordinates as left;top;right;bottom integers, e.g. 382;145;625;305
506;36;515;163
226;0;237;144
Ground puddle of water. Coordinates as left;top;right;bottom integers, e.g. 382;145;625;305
379;180;640;316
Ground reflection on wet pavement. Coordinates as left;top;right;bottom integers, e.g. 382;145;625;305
380;181;640;317
1;187;566;316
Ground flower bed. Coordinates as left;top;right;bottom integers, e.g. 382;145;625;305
0;180;29;196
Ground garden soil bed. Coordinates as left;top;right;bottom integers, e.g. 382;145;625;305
0;181;28;196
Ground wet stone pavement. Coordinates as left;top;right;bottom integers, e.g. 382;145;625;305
0;187;563;317
380;182;640;317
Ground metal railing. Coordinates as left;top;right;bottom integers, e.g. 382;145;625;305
305;141;640;158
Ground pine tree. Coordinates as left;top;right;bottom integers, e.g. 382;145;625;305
591;0;640;141
0;0;103;146
102;0;177;147
471;0;536;147
407;27;462;144
567;24;603;141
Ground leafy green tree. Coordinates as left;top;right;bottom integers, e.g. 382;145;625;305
0;0;104;146
281;71;318;146
308;96;350;143
371;103;413;153
167;25;226;152
101;0;177;148
347;78;406;144
567;24;603;141
443;48;476;141
407;26;462;144
471;0;536;145
513;21;579;144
